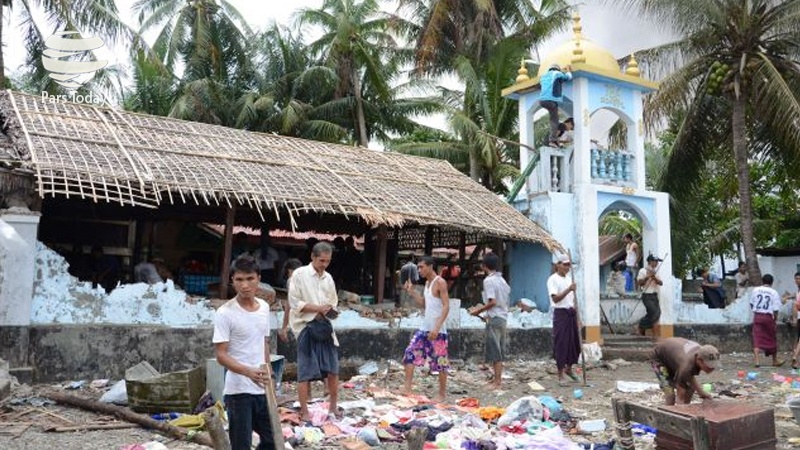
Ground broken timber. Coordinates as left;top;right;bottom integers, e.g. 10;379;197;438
45;391;214;447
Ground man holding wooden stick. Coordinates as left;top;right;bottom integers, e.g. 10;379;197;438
636;254;664;336
547;254;582;386
212;255;276;450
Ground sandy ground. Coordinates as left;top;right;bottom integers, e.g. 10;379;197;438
2;353;800;449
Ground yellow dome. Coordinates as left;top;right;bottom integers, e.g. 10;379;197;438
537;13;620;77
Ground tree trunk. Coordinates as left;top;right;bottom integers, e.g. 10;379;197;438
353;69;368;147
469;150;480;181
45;391;215;447
731;93;761;285
0;4;5;89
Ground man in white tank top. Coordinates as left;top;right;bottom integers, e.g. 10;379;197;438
401;255;450;402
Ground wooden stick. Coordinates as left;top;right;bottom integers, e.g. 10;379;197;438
201;406;230;450
261;362;285;449
44;391;214;447
567;249;588;386
35;408;75;424
406;427;427;450
8;407;37;420
46;423;139;432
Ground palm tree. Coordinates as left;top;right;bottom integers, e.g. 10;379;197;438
296;0;398;147
387;0;570;183
391;36;527;192
235;24;349;142
133;0;253;125
392;0;571;75
612;0;800;285
3;0;142;92
123;49;177;116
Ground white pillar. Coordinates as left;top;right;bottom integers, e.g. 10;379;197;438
572;77;592;186
631;91;647;191
0;208;41;326
654;192;674;327
574;184;600;331
518;97;534;198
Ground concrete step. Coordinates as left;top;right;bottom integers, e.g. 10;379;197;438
602;347;652;362
602;334;655;348
0;378;10;401
9;367;34;385
601;333;653;362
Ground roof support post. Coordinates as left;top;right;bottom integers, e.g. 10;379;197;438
456;232;467;298
424;226;433;255
374;225;388;303
494;239;505;272
220;205;236;298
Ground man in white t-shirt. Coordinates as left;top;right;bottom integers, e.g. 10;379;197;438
749;274;783;368
468;253;509;390
212;255;275;450
636;255;663;336
547;254;581;386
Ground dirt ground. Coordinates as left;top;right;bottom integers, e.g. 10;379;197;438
2;353;800;449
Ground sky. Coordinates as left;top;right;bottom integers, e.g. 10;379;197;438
5;0;673;73
3;0;674;139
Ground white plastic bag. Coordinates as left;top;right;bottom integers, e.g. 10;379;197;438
497;396;544;427
579;342;602;364
100;380;128;404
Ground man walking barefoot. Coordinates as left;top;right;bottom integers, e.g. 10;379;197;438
288;242;341;421
402;256;450;402
750;274;783;368
469;253;509;390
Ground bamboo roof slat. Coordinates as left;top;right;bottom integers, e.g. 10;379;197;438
0;90;563;251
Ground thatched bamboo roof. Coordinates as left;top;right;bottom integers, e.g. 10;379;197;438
0;90;562;250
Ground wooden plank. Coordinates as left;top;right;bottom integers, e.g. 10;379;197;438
624;402;694;441
261;363;285;449
220;206;235;298
456;232;466;298
690;416;711;450
0;424;30;437
375;225;387;302
46;423;139;432
424;226;433;255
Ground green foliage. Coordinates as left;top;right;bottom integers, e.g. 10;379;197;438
610;0;800;282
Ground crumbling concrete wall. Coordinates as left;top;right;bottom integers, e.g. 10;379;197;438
0;211;40;326
1;322;785;382
674;323;794;352
18;325;553;382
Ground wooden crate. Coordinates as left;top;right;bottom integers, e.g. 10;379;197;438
126;365;206;414
613;399;776;450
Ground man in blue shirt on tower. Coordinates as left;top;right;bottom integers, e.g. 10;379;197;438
539;64;573;147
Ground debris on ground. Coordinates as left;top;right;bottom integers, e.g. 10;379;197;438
2;353;800;449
